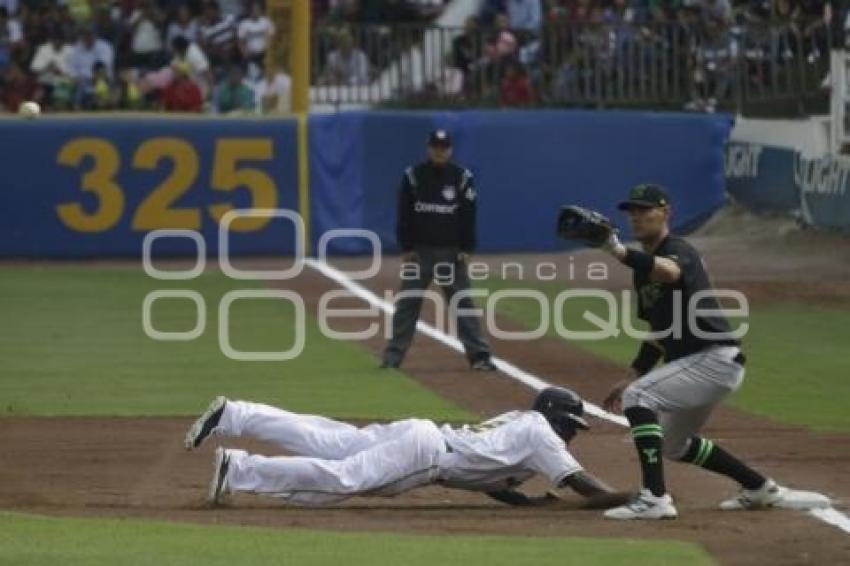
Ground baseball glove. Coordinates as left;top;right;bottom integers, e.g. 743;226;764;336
556;205;615;248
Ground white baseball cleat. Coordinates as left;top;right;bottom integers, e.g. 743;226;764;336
604;489;678;520
207;446;232;505
719;479;831;511
184;396;227;450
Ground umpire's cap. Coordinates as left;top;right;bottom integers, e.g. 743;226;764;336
427;129;452;147
532;387;589;442
618;183;670;210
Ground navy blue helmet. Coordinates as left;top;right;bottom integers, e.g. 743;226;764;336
532;387;590;442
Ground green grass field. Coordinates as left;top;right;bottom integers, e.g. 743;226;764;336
0;265;469;421
0;512;715;566
482;278;850;432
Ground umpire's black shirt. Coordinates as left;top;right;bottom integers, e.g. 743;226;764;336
634;235;738;365
396;161;477;252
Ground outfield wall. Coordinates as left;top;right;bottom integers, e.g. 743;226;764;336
726;118;850;232
0;111;731;258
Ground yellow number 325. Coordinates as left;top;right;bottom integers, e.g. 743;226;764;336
56;137;279;233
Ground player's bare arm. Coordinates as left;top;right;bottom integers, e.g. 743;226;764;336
485;471;632;509
485;489;557;507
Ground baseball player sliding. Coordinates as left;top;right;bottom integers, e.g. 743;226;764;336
558;184;831;520
185;388;631;509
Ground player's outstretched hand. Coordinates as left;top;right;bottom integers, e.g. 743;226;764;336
602;380;629;413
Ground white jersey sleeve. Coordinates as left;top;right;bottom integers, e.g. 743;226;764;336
521;412;583;485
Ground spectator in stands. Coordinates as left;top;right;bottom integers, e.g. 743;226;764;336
214;65;254;112
687;19;737;113
171;36;213;98
65;0;91;23
481;12;517;87
0;7;23;70
506;0;542;37
91;4;122;53
698;0;733;27
609;0;636;25
407;0;445;21
481;0;507;25
321;29;369;85
66;25;114;81
0;60;38;111
199;0;237;69
237;2;274;68
162;60;203;111
254;63;291;113
643;0;681;25
86;60;114;109
0;0;17;16
218;0;247;19
128;1;165;70
452;16;482;95
797;0;832;63
325;0;360;22
30;28;73;108
485;12;518;62
499;58;534;105
772;0;797;59
115;67;144;110
166;5;199;48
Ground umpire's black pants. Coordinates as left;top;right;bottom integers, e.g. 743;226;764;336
382;246;491;366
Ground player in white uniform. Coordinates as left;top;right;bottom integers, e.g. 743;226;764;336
184;388;630;508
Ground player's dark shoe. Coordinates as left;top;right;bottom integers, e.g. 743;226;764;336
184;396;227;450
207;447;231;505
379;359;400;369
604;489;678;520
471;358;498;372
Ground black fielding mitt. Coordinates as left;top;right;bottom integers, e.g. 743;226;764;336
556;205;615;248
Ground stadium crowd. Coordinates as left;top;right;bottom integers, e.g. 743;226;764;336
0;0;288;113
0;0;842;114
444;0;840;110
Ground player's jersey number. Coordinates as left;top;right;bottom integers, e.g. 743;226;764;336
55;137;278;233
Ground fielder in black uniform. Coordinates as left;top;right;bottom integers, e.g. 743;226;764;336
595;184;829;519
381;130;496;371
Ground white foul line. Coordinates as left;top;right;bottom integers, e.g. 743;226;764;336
304;257;850;535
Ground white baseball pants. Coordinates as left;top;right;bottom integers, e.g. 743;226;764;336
216;400;446;505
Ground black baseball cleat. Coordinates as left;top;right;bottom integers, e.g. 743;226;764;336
184;396;227;450
379;359;400;369
471;358;498;371
207;446;231;505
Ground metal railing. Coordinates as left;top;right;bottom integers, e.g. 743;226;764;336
309;21;832;115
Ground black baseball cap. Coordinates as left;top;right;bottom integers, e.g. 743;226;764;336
617;183;670;210
427;129;452;147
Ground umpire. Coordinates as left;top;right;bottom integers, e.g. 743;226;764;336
380;129;496;371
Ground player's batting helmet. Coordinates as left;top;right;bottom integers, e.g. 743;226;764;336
532;387;590;442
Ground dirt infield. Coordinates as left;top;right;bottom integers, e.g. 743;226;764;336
2;211;849;565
